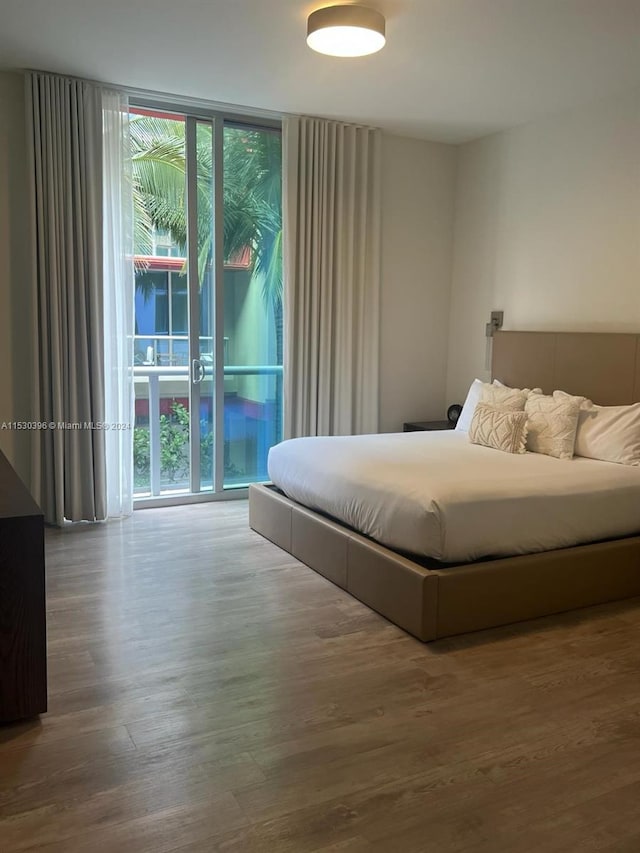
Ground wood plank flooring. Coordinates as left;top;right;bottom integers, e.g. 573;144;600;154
2;500;640;852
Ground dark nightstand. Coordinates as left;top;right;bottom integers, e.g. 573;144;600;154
403;420;454;432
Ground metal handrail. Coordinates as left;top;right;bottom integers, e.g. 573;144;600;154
134;365;283;377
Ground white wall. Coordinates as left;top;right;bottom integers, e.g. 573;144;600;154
0;71;32;481
379;133;456;431
447;88;640;404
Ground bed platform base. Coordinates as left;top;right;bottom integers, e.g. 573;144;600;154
249;483;640;642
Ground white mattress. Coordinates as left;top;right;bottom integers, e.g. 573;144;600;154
267;430;640;563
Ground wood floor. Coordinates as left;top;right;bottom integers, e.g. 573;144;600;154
2;502;640;852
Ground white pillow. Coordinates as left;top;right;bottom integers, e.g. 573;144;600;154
456;378;510;433
555;391;640;466
525;393;581;460
468;404;529;454
456;379;484;433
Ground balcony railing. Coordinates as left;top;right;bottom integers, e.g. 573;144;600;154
134;334;219;367
133;362;283;497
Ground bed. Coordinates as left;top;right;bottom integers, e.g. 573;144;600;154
249;331;640;641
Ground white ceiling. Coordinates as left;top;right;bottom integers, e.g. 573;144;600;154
1;0;639;143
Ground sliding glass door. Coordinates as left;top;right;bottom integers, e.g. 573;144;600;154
223;124;283;486
130;105;282;503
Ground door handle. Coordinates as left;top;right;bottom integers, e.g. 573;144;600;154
192;358;205;384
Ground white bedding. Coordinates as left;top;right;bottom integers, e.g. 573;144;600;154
267;430;640;562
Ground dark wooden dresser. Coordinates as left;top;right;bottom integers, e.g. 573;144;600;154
0;450;47;722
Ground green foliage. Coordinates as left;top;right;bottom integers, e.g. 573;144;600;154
160;401;190;482
133;402;245;490
133;423;150;484
130;115;282;313
132;400;189;487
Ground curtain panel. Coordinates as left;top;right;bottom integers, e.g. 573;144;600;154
26;72;133;524
102;90;134;518
283;116;382;438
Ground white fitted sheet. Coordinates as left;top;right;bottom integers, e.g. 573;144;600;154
267;431;640;562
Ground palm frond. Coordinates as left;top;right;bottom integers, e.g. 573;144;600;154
131;115;282;309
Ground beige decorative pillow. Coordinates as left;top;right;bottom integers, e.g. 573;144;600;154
525;393;581;460
468;404;529;454
553;389;588;409
480;383;528;412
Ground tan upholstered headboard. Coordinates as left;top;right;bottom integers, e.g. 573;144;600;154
492;331;640;406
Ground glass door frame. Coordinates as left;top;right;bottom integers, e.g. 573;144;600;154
132;98;281;509
185;115;214;496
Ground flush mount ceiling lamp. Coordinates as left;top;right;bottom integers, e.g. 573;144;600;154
307;5;386;57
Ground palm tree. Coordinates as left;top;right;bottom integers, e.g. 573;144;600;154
130;114;283;322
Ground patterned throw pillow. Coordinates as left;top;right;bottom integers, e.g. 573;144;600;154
524;393;581;460
480;384;528;412
468;403;529;454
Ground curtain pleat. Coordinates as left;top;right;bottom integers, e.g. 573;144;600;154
283;116;381;438
26;72;115;524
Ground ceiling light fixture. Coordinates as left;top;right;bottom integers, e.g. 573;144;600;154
307;5;386;57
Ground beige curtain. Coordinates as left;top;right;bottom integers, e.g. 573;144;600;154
26;72;106;524
283;116;381;438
